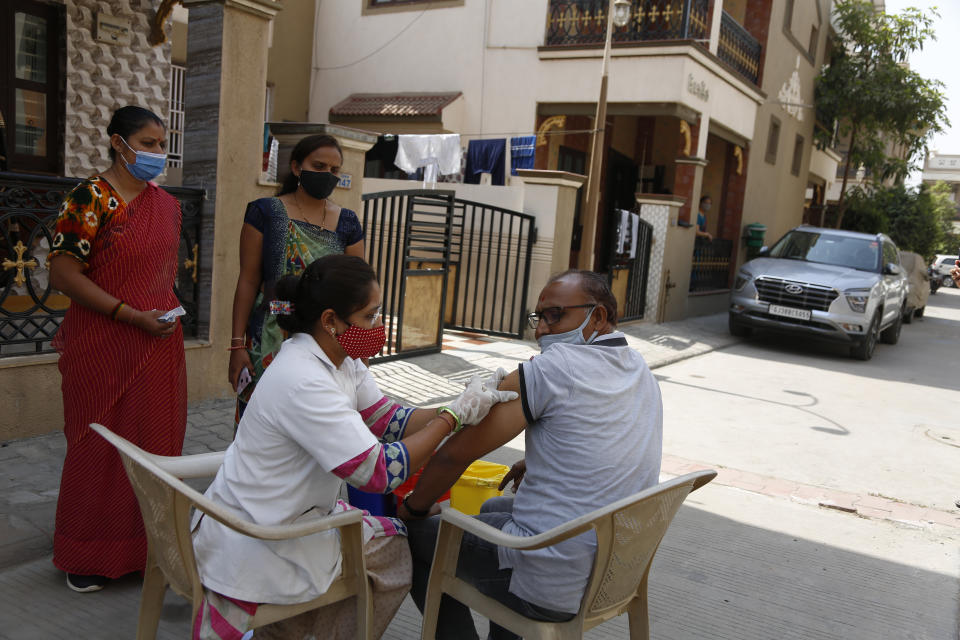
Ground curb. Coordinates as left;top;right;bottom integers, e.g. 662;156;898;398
661;454;960;531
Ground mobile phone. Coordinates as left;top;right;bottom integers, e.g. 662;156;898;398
158;305;186;323
236;368;252;395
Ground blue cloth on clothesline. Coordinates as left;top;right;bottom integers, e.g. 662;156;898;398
465;138;506;185
510;136;536;175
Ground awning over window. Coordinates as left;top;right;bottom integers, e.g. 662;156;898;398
330;92;463;122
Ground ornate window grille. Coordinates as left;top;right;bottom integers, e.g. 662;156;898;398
167;64;186;169
0;174;205;356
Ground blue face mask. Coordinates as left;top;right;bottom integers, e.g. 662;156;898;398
120;137;167;181
537;305;598;353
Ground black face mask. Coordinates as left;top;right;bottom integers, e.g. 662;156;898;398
299;169;340;200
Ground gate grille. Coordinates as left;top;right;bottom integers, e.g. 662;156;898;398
361;191;536;345
361;190;454;361
447;199;536;339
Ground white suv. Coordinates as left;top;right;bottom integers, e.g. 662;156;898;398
729;226;908;360
930;254;958;288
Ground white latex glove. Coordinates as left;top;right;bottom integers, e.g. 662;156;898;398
483;367;509;391
445;374;519;427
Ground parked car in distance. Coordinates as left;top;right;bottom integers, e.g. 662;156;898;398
898;251;929;323
930;254;958;288
729;226;908;360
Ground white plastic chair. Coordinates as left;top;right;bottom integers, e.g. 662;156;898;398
90;423;373;640
421;469;716;640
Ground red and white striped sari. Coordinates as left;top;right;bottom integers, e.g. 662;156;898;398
52;179;187;578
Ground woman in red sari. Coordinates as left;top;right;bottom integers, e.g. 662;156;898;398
48;106;187;592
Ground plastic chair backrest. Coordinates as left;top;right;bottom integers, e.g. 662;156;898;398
92;424;210;600
118;447;200;599
582;475;695;619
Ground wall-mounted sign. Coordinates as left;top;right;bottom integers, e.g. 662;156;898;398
687;74;709;102
930;157;959;169
337;173;352;189
96;13;132;46
778;56;804;122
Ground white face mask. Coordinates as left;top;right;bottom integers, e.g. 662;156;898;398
701;202;711;211
537;305;598;353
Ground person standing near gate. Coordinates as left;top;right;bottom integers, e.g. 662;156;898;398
48;105;187;592
228;134;364;428
696;195;713;242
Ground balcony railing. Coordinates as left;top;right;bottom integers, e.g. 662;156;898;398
0;172;205;357
717;10;761;85
544;1;762;86
545;0;709;47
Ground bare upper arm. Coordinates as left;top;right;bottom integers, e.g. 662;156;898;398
344;240;365;258
499;369;521;394
238;223;263;284
434;368;526;465
49;254;85;292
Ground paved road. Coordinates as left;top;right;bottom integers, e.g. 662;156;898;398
656;287;960;513
2;485;955;640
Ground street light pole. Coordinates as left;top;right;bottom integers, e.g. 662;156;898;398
578;0;631;271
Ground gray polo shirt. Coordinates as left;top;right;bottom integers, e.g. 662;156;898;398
498;330;663;613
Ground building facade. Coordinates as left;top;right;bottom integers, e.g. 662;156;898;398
296;0;836;319
1;0;845;438
921;153;960;218
1;0;188;182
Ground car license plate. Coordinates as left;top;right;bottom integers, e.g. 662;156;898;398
768;304;811;321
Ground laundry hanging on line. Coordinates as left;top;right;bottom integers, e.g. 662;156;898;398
465;138;506;185
616;209;640;259
393;134;462;183
510;136;536;175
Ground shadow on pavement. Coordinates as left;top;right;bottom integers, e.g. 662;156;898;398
0;503;953;640
648;504;956;639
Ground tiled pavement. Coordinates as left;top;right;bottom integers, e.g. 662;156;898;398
1;313;958;638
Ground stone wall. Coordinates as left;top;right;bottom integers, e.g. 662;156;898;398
63;0;171;178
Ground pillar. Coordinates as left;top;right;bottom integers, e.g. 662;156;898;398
743;0;773;85
673;117;706;225
636;195;685;323
720;144;749;272
708;0;723;55
516;169;587;338
181;0;282;401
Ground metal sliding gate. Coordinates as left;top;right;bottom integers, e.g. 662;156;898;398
446;198;536;339
361;190;455;362
361;190;537;361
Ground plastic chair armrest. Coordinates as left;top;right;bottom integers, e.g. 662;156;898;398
440;507;595;551
439;469;717;550
691;470;717;492
156;452;225;479
193;501;365;541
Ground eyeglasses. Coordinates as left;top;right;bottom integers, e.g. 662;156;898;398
526;304;595;329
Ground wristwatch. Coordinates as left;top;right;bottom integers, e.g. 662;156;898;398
402;493;431;518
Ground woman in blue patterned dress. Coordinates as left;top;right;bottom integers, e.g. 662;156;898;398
228;135;365;426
